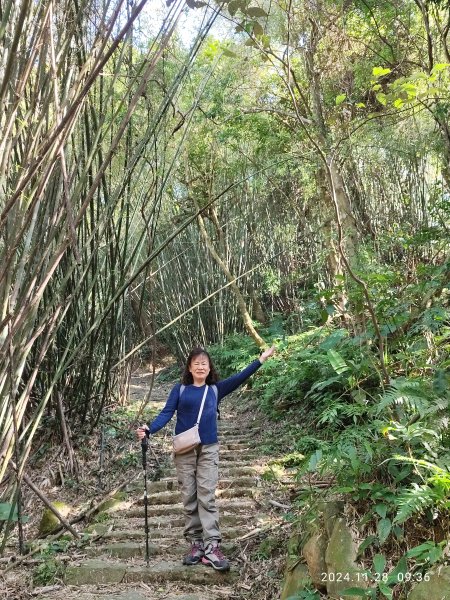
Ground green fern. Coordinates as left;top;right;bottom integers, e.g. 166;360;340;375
376;378;435;417
395;483;438;524
327;348;350;374
393;456;450;523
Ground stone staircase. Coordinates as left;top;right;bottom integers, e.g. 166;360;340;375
34;418;270;600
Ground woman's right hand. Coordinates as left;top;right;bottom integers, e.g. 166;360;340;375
136;425;149;441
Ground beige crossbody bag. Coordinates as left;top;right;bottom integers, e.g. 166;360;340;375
172;385;208;455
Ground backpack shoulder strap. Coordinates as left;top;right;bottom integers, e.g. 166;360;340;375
211;384;221;419
175;384;185;411
178;384;217;405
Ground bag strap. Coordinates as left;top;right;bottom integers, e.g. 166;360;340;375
178;384;214;422
195;385;208;425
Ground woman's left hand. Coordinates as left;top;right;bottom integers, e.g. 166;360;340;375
259;345;276;363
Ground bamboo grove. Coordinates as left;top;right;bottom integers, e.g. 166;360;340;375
1;0;449;553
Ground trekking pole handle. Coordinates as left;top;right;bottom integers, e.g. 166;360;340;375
141;434;148;468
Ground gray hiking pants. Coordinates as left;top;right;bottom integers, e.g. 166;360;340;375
174;443;220;543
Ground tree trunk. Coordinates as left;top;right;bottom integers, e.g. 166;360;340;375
328;162;358;266
316;168;343;284
193;199;265;348
303;6;359;271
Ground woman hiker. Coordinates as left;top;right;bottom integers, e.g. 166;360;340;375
136;345;275;571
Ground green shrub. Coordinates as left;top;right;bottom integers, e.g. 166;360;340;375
33;559;64;585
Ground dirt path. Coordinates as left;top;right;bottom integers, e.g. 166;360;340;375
19;372;285;600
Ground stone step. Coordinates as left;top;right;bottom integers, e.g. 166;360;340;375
64;558;238;586
145;451;259;464
219;466;259;476
127;476;256;495
215;450;259;461
220;460;263;469
34;589;225;600
218;430;261;438
87;524;249;541
217;421;262;430
85;539;237;560
92;494;256;518
219;426;261;433
216;485;257;498
139;486;255;506
220;442;253;451
110;510;255;529
219;433;256;448
164;464;259;477
122;498;255;518
219;430;262;436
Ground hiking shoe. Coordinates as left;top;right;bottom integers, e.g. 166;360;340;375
201;542;230;571
183;540;204;565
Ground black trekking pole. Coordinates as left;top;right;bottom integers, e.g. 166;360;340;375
141;435;150;567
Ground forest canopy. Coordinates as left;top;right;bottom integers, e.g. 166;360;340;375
0;0;449;594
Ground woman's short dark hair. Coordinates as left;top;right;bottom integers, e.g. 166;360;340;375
182;347;219;385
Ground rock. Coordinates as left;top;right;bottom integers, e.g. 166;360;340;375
318;500;344;538
303;532;328;590
124;561;238;584
126;479;168;493
145;490;181;505
96;491;129;513
38;501;73;536
86;542;150;559
64;558;238;586
65;559;126;584
280;563;310;600
167;597;207;600
325;518;367;599
109;593;147;600
408;565;450;600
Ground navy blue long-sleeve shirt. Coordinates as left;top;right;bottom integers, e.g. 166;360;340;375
147;359;262;444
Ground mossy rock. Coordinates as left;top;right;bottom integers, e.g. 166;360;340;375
84;523;111;535
280;563;311;600
408;566;450;600
303;532;327;590
38;501;73;536
96;491;128;514
318;499;344;538
325;518;367;599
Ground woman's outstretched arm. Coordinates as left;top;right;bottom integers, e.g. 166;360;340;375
216;346;275;400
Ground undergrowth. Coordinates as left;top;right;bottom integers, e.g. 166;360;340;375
210;297;449;598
